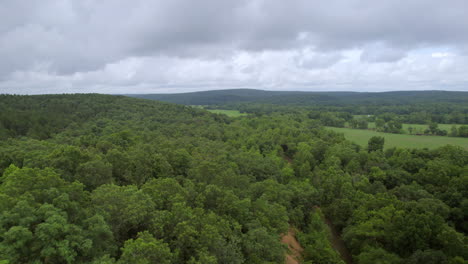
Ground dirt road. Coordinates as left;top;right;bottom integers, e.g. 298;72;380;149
281;228;303;264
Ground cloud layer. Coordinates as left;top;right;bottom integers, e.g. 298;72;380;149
1;0;467;94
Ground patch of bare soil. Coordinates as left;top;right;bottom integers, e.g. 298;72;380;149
281;228;303;264
324;217;353;264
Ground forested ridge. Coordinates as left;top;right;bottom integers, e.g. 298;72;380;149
129;89;468;126
0;94;467;264
127;89;468;106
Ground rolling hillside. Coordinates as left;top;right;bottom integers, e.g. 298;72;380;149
126;89;468;106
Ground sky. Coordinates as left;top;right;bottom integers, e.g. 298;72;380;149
1;0;468;94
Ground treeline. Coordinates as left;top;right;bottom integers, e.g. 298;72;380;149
129;89;468;108
226;104;468;137
0;94;466;263
368;114;468;137
130;89;468;124
233;103;468;124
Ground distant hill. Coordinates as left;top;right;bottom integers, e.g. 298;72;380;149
125;89;468;106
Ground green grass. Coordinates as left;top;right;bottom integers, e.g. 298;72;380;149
206;109;247;117
367;122;460;134
353;115;372;119
188;106;248;117
326;126;468;150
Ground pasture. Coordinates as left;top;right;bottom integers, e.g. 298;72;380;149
206;109;247;117
327;126;468;150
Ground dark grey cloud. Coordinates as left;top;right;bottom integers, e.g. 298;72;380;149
0;0;467;93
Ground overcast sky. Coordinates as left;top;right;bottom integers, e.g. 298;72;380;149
1;0;468;94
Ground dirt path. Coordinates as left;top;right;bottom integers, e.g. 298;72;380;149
281;228;303;264
324;217;353;264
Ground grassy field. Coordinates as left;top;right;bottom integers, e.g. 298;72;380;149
353;115;372;119
326;126;468;150
189;106;248;117
206;109;247;117
367;122;459;134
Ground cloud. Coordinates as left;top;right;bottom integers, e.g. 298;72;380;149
360;42;407;63
0;0;468;93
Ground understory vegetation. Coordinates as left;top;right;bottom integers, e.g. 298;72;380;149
0;94;467;264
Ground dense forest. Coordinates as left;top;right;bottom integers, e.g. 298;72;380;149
129;90;468;128
0;94;467;264
127;89;468;106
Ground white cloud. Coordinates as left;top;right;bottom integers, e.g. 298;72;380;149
2;46;467;94
431;52;453;58
0;0;468;93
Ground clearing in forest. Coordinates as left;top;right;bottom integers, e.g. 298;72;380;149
206;109;247;117
326;126;468;150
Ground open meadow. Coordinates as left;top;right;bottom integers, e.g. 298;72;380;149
206;109;247;117
327;126;468;150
